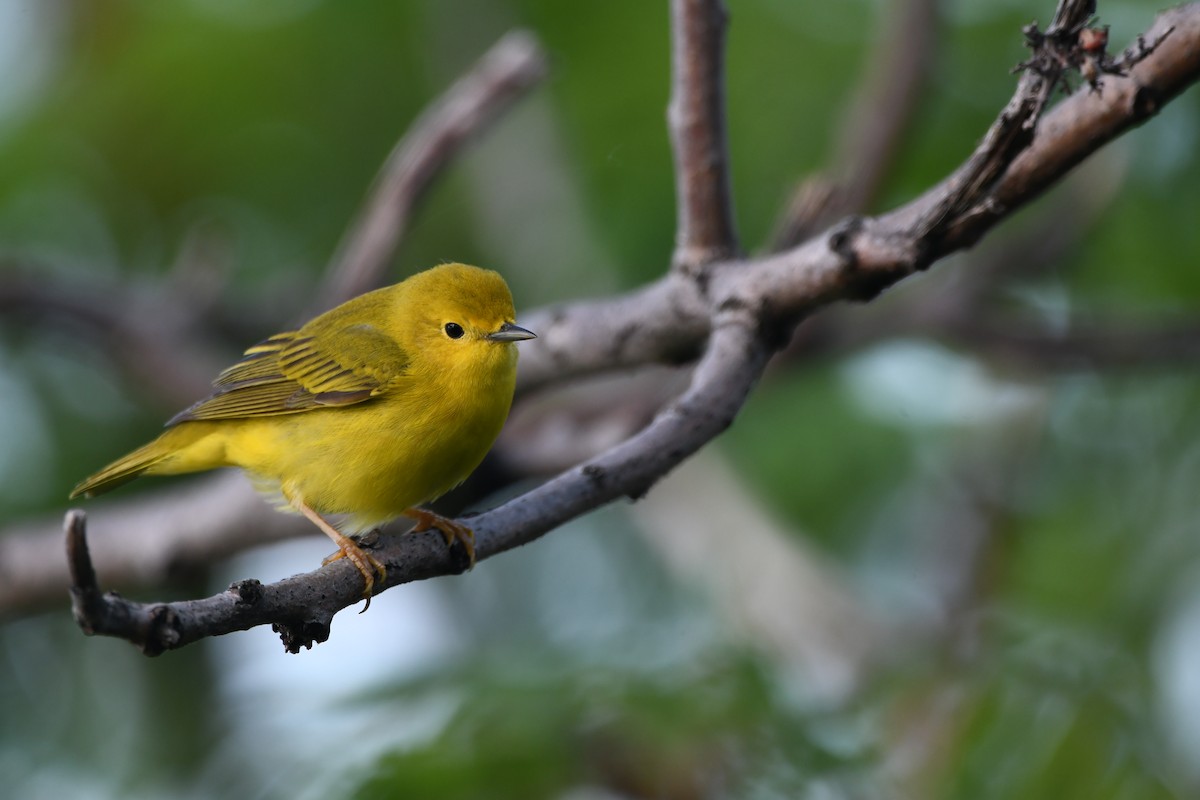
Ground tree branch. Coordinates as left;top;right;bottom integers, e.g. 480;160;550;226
318;29;548;307
1;473;305;616
668;0;740;271
891;3;1188;255
521;4;1197;392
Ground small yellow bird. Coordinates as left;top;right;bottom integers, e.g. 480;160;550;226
71;263;535;607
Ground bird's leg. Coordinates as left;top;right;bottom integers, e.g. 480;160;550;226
294;500;387;612
403;507;476;569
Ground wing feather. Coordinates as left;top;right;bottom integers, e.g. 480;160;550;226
169;322;409;425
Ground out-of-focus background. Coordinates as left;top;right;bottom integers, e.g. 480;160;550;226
2;0;1200;797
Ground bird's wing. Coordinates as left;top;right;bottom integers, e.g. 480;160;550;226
169;323;410;424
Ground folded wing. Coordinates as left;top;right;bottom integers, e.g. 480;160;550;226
169;323;409;424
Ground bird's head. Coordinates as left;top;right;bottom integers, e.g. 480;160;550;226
399;263;536;378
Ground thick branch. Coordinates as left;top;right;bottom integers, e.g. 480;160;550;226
319;30;548;307
668;0;739;271
515;272;711;394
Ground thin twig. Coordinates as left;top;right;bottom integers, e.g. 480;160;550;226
319;30;548;307
668;0;739;272
899;0;1107;242
953;9;1189;249
773;0;940;249
826;2;1196;285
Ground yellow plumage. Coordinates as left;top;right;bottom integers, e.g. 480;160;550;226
71;263;536;604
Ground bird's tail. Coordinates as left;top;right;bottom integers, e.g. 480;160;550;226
70;439;174;498
69;425;215;499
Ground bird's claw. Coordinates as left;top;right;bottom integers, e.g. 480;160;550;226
322;544;388;612
404;508;476;569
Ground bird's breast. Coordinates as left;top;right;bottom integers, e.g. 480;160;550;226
226;369;514;526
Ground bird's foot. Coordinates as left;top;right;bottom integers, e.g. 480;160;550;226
404;507;476;569
321;540;388;612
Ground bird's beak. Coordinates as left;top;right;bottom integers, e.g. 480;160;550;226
487;322;537;342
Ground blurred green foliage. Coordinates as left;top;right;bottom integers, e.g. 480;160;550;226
351;653;854;800
2;0;1200;798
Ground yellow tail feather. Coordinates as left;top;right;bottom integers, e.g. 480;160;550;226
70;424;222;499
70;439;175;498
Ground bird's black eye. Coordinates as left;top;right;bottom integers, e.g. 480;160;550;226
444;322;465;339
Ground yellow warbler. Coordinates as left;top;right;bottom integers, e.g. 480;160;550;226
71;263;535;606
